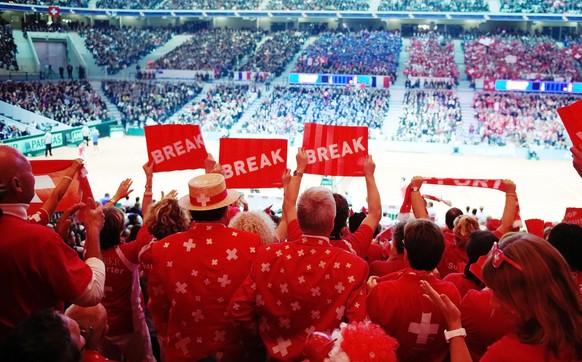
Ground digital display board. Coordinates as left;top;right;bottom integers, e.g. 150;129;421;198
289;73;371;86
495;80;582;94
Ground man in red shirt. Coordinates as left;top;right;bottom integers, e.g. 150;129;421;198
147;173;261;362
0;145;105;344
367;218;461;362
229;148;370;361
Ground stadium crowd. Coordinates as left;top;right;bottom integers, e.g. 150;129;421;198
266;0;369;10
463;33;581;82
102;80;202;127
0;122;30;140
378;0;488;12
238;31;306;78
242;85;390;136
0;80;107;127
395;90;463;143
1;141;581;362
472;92;580;149
172;84;260;132
160;0;259;10
154;29;264;79
499;0;582;13
404;33;460;85
80;26;174;74
0;20;18;71
293;30;402;80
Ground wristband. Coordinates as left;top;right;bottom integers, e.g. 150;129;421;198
411;186;420;192
293;170;303;177
444;328;466;343
63;176;73;181
505;192;517;196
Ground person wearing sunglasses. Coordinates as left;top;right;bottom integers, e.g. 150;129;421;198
422;233;582;361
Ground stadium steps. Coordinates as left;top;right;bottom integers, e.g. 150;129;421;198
271;35;319;87
11;30;38;73
381;38;409;139
68;32;105;78
457;89;478;141
89;81;123;123
453;39;471;90
115;34;194;78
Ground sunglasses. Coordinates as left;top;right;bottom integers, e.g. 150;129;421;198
491;242;523;271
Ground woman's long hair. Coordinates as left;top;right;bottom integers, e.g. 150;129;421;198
482;233;582;359
145;198;190;240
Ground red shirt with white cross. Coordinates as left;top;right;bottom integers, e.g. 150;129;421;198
147;223;261;362
367;270;461;362
229;219;368;362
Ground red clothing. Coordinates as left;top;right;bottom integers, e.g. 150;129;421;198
443;272;480;298
367;270;461;362
147;223;261;362
229;230;368;361
437;243;468;278
369;254;409;277
0;213;92;343
481;333;580;362
83;351;117;362
442;228;456;247
460;288;513;361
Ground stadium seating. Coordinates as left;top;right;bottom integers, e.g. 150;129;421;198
266;0;369;10
404;33;459;86
378;0;488;12
0;20;18;72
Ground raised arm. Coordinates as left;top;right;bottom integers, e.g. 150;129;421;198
359;155;382;230
495;179;517;236
37;159;84;222
141;161;154;217
104;178;134;209
410;176;429;219
282;148;308;225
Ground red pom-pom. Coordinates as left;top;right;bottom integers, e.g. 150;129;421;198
304;331;335;362
339;322;399;362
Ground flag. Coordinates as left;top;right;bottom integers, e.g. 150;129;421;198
144;124;208;172
48;6;60;17
28;159;93;216
557;99;582;147
563;207;582;226
302;123;368;176
219;138;288;188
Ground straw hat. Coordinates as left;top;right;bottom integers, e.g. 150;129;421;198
178;173;240;211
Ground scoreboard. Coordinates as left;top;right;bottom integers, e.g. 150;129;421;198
495;80;582;94
289;73;371;86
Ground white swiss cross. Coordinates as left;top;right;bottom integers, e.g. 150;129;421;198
232;231;238;236
152;285;164;296
280;283;289;293
408;312;439;344
31;175;56;203
174;334;191;355
310;287;321;297
164;242;170;248
279;317;291;328
191;269;198;276
298;249;305;256
311;310;320;319
196;194;211;206
291;302;301;311
217;274;231;288
206;238;213;245
212;259;218;266
256;294;265;306
334;262;341;269
191;309;204;322
183;239;196;252
272;337;292;357
305;326;316;335
167;261;173;268
334;282;345;293
319;261;326;268
175;282;187;294
49;7;59;16
214;330;226;342
250;247;256;253
347;275;355;283
276;250;283;257
226;248;238;260
261;263;271;272
335;306;345;320
298;276;305;284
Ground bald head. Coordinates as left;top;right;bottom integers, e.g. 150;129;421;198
64;304;107;351
0;145;35;204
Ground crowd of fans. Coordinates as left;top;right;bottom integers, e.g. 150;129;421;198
172;85;260;133
102;80;202;127
404;33;459;84
79;26;174;75
0;20;18;72
378;0;488;11
238;31;306;78
154;29;264;79
9;0;88;6
293;30;401;80
499;0;581;13
160;0;259;10
266;0;369;10
96;0;160;9
472;92;580;149
394;90;462;144
0;80;107;127
463;33;581;82
0;122;30;140
242;85;390;136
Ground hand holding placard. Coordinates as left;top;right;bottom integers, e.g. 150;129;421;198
557;99;582;147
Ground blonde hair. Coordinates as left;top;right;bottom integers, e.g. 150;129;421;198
229;210;277;245
453;215;479;248
145;198;190;240
483;233;582;359
297;187;336;236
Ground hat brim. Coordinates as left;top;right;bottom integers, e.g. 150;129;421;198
178;189;240;211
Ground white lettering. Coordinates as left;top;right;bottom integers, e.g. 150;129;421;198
317;147;330;161
223;164;233;179
341;141;354;156
454;180;471;186
329;144;340;159
174;141;186;156
150;136;203;164
472;180;488;188
185;138;198;153
260;153;273;168
234;160;247;175
306;149;317;164
151;150;165;164
270;149;284;164
194;134;205;148
163;145;176;160
352;137;365;152
247;156;258;172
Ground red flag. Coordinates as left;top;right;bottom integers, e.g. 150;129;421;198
219;138;287;188
302;123;368;176
28;159;93;216
524;218;545;238
144;124;208;172
557;99;582;147
563;207;582;226
47;6;60;17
